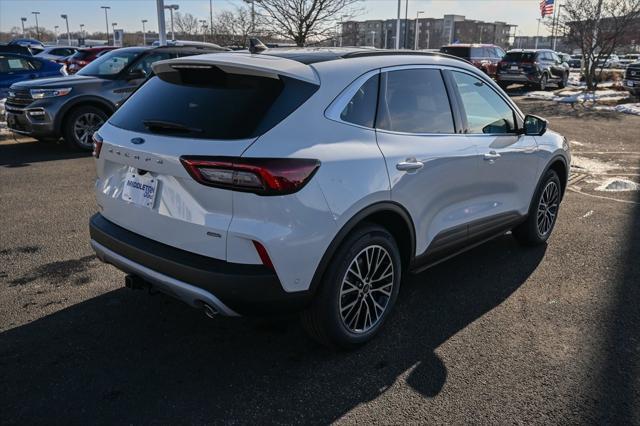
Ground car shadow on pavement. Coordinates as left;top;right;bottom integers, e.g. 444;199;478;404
0;138;88;167
0;235;546;424
588;164;640;424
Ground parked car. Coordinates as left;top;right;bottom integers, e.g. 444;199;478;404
0;44;39;56
568;54;582;69
619;54;640;68
623;61;640;97
440;44;506;77
497;49;570;90
557;52;571;65
35;46;78;61
7;38;45;54
596;54;620;69
64;46;118;74
5;44;226;148
0;53;66;98
89;48;570;348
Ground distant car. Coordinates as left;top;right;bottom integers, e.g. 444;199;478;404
568;54;582;69
5;44;226;149
623;61;640;97
36;46;78;61
64;46;117;74
8;38;45;54
0;44;39;56
597;54;620;69
497;49;570;90
619;54;640;68
440;44;506;78
0;53;66;98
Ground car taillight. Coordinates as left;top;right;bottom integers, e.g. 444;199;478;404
180;156;320;196
92;133;103;158
252;240;274;270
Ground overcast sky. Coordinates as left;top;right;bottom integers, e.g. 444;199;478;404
0;0;554;36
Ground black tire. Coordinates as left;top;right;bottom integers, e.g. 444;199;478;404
538;73;548;91
301;223;402;349
557;72;569;89
513;169;562;246
63;105;108;151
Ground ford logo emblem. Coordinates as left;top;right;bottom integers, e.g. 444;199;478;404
131;137;145;145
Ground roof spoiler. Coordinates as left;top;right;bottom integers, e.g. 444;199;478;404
249;38;268;54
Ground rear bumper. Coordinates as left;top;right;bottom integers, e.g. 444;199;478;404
89;213;312;315
496;73;538;83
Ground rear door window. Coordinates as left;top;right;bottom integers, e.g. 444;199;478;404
340;74;379;128
376;68;455;134
110;67;318;140
504;52;536;62
451;71;516;134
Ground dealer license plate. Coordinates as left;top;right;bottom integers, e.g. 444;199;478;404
510;65;519;71
122;168;158;208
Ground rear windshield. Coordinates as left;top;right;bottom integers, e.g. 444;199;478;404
109;67;318;140
440;46;470;59
504;52;536;61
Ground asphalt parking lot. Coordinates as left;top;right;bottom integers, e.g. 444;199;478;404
1;98;639;424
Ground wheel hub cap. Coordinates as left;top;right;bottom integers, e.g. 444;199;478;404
537;181;560;236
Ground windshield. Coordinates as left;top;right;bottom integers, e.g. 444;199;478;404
77;50;140;77
504;52;536;62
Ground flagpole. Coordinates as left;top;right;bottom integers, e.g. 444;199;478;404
551;0;560;50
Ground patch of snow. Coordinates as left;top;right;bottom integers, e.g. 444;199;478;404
595;178;639;192
593;103;640;116
582;210;594;218
570;140;585;146
571;155;619;174
0;98;5;121
525;91;558;100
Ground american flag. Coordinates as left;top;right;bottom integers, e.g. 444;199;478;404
540;0;554;17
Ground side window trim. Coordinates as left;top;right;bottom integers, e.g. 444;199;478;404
324;68;381;130
442;70;467;133
447;69;520;136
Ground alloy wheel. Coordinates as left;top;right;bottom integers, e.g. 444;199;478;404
339;244;394;334
537;180;560;236
73;112;104;148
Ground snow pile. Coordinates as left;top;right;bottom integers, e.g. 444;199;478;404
571;155;618;174
525;91;558;100
0;98;5;121
556;89;629;104
593;103;640;116
595;178;639;192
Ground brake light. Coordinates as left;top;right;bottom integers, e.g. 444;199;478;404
180;156;320;196
92;133;103;158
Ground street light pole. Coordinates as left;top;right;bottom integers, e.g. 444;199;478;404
164;5;179;41
156;0;167;46
61;14;71;45
21;17;27;37
31;11;40;40
371;31;376;47
142;19;148;45
395;0;401;49
80;24;85;41
414;11;424;50
199;20;207;42
54;25;59;44
535;18;541;49
101;6;111;45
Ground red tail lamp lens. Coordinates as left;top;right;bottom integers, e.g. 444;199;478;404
252;240;274;270
180;156;320;196
92;132;103;158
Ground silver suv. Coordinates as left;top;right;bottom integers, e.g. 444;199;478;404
90;49;570;348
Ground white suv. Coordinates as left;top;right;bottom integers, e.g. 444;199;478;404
90;49;570;348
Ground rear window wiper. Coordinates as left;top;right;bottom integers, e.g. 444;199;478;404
143;120;202;134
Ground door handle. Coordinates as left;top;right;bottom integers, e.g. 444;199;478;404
483;151;501;161
396;158;424;172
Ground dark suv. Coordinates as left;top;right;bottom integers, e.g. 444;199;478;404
440;44;506;78
5;44;226;150
624;61;640;97
497;49;570;90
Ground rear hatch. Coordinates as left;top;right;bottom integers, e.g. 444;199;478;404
94;53;319;260
499;51;536;73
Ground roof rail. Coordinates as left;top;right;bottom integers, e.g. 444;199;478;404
340;50;473;66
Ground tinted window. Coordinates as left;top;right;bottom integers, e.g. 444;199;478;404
377;68;454;134
504;51;535;62
440;46;470;59
452;71;515;134
494;47;506;58
340;74;379;128
70;50;91;60
129;52;174;76
110;68;318;140
78;50;141;77
0;56;32;72
471;47;484;58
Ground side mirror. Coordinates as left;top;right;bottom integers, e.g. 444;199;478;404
126;69;146;80
522;114;548;136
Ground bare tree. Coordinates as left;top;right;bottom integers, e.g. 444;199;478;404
173;12;200;36
257;0;361;46
559;0;640;90
213;7;254;47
